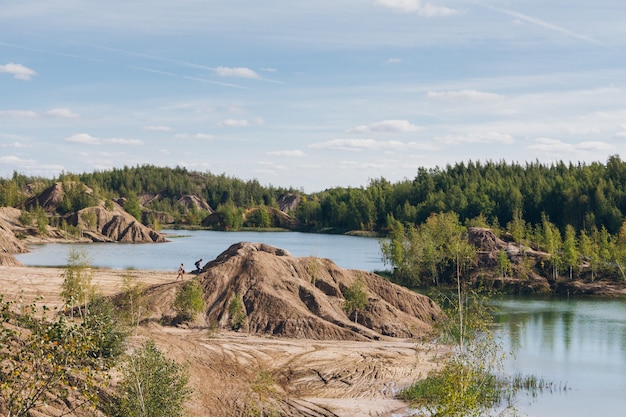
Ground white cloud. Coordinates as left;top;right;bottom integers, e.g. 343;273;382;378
65;133;100;144
309;138;437;152
219;117;264;127
260;67;277;72
0;110;38;118
174;133;214;140
267;150;305;157
1;141;31;148
143;125;172;132
527;138;614;154
613;124;626;139
347;119;422;134
385;58;402;64
109;138;143;145
375;0;457;17
0;108;79;118
194;133;215;140
65;133;143;145
427;90;503;101
436;132;515;144
0;63;36;80
215;66;260;79
0;155;63;175
43;108;79;118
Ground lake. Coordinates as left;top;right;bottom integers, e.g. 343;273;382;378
15;229;387;272
14;230;626;416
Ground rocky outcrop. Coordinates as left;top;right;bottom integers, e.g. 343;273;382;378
0;208;27;254
194;242;441;340
69;204;167;243
177;195;213;213
277;193;302;213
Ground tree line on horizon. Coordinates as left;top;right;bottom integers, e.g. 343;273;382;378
2;155;626;237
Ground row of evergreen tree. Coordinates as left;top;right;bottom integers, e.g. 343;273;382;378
2;156;626;236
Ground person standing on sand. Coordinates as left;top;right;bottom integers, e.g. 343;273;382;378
177;263;185;280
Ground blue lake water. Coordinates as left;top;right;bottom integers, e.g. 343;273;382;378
15;229;387;272
14;230;626;416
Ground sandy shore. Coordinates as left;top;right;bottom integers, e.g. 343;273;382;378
0;265;438;417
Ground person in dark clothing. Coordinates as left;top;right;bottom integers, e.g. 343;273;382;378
194;258;203;274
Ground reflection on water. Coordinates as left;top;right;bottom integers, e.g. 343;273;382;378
493;296;626;417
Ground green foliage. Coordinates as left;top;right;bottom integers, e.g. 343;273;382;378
381;212;477;288
123;192;142;221
0;295;108;417
228;295;247;331
401;336;512;417
246;206;272;228
118;274;147;331
60;248;94;318
343;277;369;323
82;295;127;361
81;209;97;230
116;339;192;417
173;278;205;321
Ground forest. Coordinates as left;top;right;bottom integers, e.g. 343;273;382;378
2;156;626;238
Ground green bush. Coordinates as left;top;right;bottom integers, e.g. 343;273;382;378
173;278;205;321
115;339;192;417
228;295;246;331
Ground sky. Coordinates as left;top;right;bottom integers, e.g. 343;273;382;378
1;0;626;193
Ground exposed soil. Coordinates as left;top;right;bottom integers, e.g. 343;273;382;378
0;261;444;417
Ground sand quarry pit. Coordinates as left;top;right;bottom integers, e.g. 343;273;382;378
0;244;445;416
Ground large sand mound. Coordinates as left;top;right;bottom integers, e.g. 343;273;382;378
194;242;441;340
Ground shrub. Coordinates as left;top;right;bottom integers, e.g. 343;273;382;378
173;278;205;321
115;340;192;417
228;295;246;331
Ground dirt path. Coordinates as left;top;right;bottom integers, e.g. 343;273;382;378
0;265;443;417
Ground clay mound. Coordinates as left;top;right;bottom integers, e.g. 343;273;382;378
69;203;167;243
199;242;441;341
177;194;213;213
0;253;23;266
22;182;94;213
277;193;302;213
0;208;27;254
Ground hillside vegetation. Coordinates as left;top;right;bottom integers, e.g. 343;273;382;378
3;157;626;291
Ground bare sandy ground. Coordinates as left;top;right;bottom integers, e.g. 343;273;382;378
0;265;443;417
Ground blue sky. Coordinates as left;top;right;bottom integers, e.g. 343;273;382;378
1;0;625;192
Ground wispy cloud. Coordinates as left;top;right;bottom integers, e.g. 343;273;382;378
484;4;603;45
0;63;36;80
174;133;215;140
527;138;614;153
375;0;457;17
436;132;514;144
309;138;437;152
0;110;38;118
143;125;172;132
215;66;260;79
219;117;265;127
613;125;626;139
427;89;503;101
43;108;80;118
347;119;422;134
0;108;79;118
65;133;143;145
267;150;305;157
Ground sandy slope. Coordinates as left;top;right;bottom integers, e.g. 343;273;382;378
0;265;443;417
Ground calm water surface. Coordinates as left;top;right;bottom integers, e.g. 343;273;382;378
14;231;626;416
493;296;626;417
15;230;387;272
